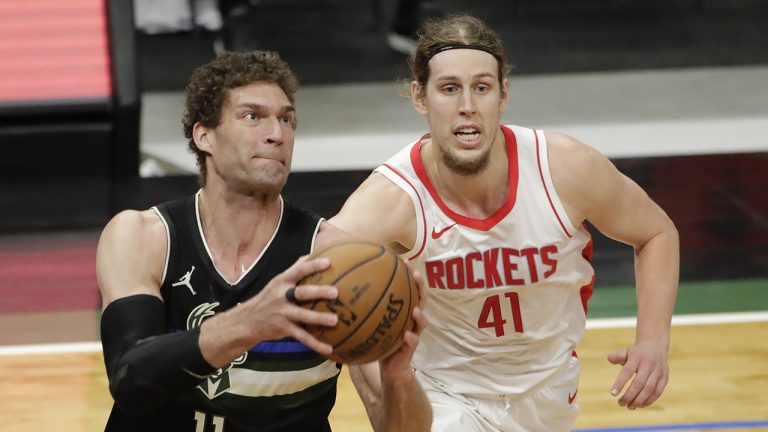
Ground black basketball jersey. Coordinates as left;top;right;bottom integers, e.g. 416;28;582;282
105;193;340;432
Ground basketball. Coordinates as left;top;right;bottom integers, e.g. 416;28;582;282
298;240;418;364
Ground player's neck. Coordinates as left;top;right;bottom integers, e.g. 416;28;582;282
429;138;510;219
198;187;281;282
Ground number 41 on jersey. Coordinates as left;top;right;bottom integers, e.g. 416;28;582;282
477;292;524;337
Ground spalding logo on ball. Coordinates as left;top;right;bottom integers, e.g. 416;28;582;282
298;240;418;364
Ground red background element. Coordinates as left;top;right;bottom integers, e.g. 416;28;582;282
0;0;111;103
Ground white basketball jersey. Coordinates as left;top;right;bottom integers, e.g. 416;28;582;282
375;125;595;395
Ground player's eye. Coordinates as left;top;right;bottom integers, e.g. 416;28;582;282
442;85;459;94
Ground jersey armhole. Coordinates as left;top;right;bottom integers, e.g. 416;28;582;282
151;206;172;286
535;129;579;237
310;217;324;254
374;164;427;261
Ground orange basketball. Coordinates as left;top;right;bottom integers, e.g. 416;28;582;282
298;240;418;364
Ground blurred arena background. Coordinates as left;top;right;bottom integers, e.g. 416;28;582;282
0;0;766;430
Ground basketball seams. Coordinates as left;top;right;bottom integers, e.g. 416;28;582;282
375;257;414;359
303;242;385;311
330;245;399;350
328;242;386;286
300;240;415;363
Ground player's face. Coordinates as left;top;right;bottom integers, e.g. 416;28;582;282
200;82;297;194
413;49;509;175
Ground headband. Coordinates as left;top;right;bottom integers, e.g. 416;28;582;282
422;43;502;69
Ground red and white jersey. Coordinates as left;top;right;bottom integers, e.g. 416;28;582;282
375;125;595;395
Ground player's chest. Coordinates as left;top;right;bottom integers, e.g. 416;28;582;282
162;263;264;330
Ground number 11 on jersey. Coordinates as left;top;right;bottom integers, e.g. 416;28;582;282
477;292;524;337
195;411;224;432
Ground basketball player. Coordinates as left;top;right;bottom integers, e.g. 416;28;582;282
96;51;431;431
329;15;680;431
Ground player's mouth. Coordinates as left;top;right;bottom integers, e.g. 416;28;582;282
253;155;285;165
453;125;482;147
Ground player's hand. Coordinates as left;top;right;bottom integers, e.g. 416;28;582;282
379;264;428;378
240;255;339;355
607;341;669;410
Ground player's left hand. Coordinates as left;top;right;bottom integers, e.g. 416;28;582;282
378;263;428;378
607;341;669;410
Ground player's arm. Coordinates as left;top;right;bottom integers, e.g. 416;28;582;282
97;211;340;416
328;175;432;430
97;209;217;416
548;132;679;410
347;266;431;432
328;172;417;253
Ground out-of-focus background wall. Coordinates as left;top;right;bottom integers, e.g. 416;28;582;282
2;0;766;282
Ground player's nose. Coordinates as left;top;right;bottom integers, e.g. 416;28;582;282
264;116;284;145
459;92;477;116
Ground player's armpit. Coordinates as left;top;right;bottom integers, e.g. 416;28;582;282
101;294;215;417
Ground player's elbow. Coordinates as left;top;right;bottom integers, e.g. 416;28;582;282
109;364;171;417
659;213;679;249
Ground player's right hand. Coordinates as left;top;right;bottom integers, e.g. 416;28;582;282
202;256;339;363
379;263;428;379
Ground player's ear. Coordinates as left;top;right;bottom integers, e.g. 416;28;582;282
411;81;428;115
499;78;510;113
193;122;213;152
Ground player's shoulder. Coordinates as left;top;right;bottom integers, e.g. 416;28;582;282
100;208;166;247
357;171;415;208
544;131;590;153
544;131;605;175
329;171;416;249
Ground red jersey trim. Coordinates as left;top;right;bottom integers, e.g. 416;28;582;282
381;163;427;261
409;125;519;231
534;129;572;238
580;226;595;314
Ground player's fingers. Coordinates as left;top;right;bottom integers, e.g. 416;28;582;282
627;367;661;409
288;325;333;356
607;347;629;366
413;270;428;310
400;329;419;351
411;305;429;335
283;256;331;282
610;356;637;398
404;262;426;305
292;284;338;302
619;362;651;408
285;306;338;328
642;370;669;407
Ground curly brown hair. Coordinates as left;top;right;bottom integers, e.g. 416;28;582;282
409;15;511;98
182;50;299;186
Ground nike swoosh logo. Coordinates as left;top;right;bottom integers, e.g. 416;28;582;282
568;388;578;404
431;223;457;239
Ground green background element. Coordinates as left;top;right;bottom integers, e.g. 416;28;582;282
587;279;768;318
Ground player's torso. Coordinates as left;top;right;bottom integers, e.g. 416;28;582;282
139;193;338;431
378;125;595;395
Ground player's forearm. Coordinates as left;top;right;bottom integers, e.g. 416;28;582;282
380;369;432;432
634;224;679;349
101;295;216;416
